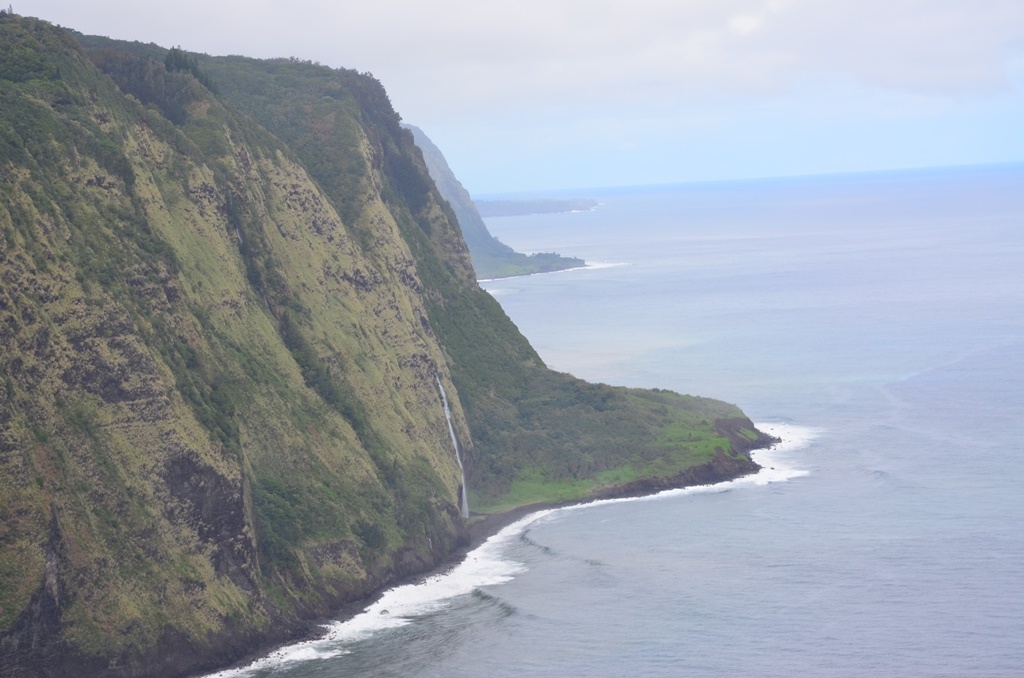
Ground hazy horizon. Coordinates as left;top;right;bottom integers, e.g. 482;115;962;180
470;159;1024;200
25;0;1024;194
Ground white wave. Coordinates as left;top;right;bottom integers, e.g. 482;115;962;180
203;514;539;677
317;519;532;644
742;421;818;484
203;641;349;677
478;261;629;284
531;422;818;517
582;261;628;271
205;422;816;676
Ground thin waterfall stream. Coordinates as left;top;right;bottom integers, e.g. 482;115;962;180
436;377;469;519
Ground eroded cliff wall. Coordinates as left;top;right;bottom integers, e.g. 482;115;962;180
1;17;469;676
1;17;769;677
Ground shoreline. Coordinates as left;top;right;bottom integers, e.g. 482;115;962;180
202;502;585;677
203;427;785;677
478;260;627;284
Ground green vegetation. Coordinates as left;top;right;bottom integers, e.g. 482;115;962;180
163;46;218;93
190;50;768;510
0;17;769;677
404;124;585;279
464;381;742;511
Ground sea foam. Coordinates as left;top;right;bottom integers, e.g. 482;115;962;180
315;519;532;644
534;421;817;515
203;642;349;677
203;516;536;677
479;261;629;284
205;422;816;676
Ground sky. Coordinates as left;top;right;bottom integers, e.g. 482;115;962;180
24;0;1024;194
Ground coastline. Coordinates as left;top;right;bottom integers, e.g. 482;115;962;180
478;260;627;284
463;444;770;550
202;425;791;677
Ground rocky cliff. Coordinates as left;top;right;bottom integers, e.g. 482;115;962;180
0;16;770;677
403;124;584;279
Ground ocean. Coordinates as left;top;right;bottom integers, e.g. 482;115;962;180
208;163;1024;677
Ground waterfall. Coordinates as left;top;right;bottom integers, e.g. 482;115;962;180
436;377;469;519
233;221;272;313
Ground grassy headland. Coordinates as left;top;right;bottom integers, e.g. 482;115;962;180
404;124;585;280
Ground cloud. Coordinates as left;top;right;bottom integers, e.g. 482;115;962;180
28;0;1024;190
34;0;1024;114
318;0;1024;124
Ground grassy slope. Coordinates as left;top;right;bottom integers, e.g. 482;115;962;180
1;17;467;676
194;54;771;514
0;19;770;676
403;124;584;280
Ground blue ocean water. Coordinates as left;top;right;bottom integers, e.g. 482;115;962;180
210;164;1024;677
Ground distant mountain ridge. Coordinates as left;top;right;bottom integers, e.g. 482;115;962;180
404;124;584;279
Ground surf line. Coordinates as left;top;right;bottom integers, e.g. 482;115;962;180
204;422;816;677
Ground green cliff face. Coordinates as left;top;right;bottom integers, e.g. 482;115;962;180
0;16;770;677
403;124;584;280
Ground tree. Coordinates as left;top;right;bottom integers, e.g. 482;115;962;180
164;45;218;93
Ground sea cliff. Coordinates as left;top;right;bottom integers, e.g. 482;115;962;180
0;16;770;677
403;124;585;280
